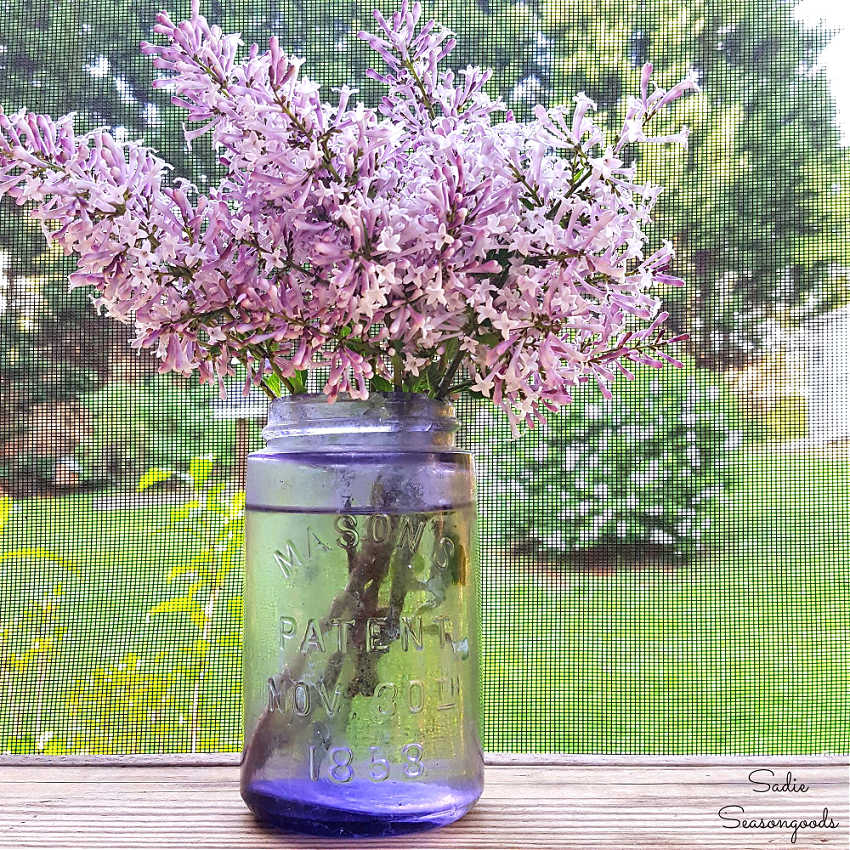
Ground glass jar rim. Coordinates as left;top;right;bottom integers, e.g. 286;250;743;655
262;391;460;447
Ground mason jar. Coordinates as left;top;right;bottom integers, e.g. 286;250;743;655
240;393;483;836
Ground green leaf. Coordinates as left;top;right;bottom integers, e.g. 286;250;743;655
215;554;239;587
289;370;308;394
148;595;207;630
0;548;76;570
188;456;214;489
0;496;10;535
165;554;211;582
409;373;433;394
148;596;192;616
369;375;394;393
170;499;200;523
229;491;245;515
262;373;283;397
187;607;208;632
477;332;502;347
149;596;207;632
138;467;174;493
189;638;212;661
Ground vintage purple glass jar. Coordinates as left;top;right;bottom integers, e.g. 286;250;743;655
240;393;483;836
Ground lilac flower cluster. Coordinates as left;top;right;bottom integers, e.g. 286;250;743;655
0;0;697;429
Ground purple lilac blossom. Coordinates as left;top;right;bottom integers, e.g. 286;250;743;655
0;0;698;431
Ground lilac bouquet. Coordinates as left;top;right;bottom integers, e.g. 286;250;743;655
0;0;697;430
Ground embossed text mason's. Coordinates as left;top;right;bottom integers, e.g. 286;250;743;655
240;395;483;836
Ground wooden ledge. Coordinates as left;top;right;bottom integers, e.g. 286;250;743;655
0;756;847;848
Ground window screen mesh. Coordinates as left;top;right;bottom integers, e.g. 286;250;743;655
1;0;847;755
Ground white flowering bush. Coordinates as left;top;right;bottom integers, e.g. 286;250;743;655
478;360;741;560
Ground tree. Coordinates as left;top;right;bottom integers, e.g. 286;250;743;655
0;0;547;482
541;0;849;366
0;0;174;459
0;0;545;487
0;0;845;423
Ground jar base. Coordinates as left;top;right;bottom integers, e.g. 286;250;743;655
242;779;481;837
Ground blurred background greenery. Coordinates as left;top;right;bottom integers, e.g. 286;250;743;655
0;0;847;755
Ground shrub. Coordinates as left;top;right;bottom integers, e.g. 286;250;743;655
64;653;185;755
1;463;242;755
67;458;244;753
0;495;75;753
140;458;244;753
477;360;741;562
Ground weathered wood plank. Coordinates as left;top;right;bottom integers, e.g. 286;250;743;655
1;751;846;767
0;760;846;849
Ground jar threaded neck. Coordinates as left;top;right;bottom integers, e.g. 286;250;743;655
262;392;460;452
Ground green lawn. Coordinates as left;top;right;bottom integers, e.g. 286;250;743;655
0;493;242;753
1;445;848;754
481;446;850;753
